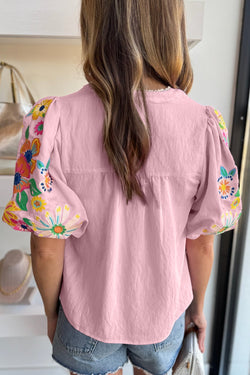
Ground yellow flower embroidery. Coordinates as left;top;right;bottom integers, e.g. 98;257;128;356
214;108;229;147
214;109;227;131
2;200;21;227
231;197;240;210
27;99;54;120
31;196;47;212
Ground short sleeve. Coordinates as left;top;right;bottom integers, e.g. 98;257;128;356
2;96;89;239
186;106;243;240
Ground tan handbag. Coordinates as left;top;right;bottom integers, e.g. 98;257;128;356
0;61;35;167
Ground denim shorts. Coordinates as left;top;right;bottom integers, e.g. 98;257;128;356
52;299;185;375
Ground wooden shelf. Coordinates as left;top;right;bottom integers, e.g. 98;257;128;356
0;0;81;38
0;279;47;338
0;1;205;49
0;337;62;370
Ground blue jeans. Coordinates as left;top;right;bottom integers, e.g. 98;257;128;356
52;299;185;375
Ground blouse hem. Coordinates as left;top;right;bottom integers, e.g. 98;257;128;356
59;293;193;345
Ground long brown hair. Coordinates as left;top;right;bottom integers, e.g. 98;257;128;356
79;0;193;205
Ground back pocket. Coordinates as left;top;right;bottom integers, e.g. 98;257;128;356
153;312;185;352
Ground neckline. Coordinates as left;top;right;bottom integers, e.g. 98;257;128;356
134;86;182;103
135;86;172;94
141;86;171;92
133;85;176;101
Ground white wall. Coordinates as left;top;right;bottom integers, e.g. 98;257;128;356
0;0;245;373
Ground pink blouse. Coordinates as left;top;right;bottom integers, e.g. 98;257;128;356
2;83;242;344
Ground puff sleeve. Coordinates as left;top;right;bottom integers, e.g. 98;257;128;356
186;106;242;240
2;96;89;239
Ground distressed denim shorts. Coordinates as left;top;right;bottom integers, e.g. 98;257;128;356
52;299;185;375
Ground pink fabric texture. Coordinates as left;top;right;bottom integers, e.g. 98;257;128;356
2;83;242;344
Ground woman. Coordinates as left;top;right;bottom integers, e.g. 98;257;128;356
2;1;242;375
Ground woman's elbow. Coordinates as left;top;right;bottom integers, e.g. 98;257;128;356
186;234;215;253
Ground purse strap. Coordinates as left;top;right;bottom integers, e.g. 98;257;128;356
10;67;17;103
0;61;35;105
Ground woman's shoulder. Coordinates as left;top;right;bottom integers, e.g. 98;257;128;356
178;92;228;137
57;83;103;111
169;90;209;132
59;83;90;99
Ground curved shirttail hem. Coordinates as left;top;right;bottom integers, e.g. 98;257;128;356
52;354;129;375
60;292;193;345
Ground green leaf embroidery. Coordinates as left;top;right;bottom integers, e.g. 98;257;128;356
37;160;44;170
29;178;42;196
46;158;50;169
220;166;228;178
229;168;236;176
235;189;240;197
23;218;33;226
25;125;29;140
16;190;28;211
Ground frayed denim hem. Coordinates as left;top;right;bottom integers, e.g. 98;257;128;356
52;353;129;375
132;362;172;375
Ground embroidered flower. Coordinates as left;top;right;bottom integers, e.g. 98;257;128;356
40;172;53;192
13;220;34;232
214;109;226;130
31;205;84;238
13;155;30;194
231;197;240;210
2;96;88;239
26;99;54;120
218;178;235;199
214;109;229;147
31;196;47;212
2;201;21;227
202;210;242;235
34;120;44;136
231;188;241;210
20;137;41;174
218;166;236;199
37;160;53;192
222;130;229;147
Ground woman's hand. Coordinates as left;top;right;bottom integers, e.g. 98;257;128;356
47;315;58;345
185;301;207;353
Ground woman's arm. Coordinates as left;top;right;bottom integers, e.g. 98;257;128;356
30;232;65;319
185;234;214;353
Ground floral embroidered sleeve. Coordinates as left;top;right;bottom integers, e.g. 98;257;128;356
186;106;242;240
1;96;89;239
